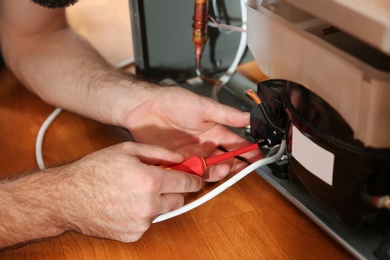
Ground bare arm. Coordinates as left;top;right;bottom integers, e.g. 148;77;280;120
0;142;204;251
0;166;75;250
0;0;149;126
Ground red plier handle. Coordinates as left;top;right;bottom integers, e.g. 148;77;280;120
166;143;260;176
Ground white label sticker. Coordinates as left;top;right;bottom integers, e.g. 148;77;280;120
292;126;335;186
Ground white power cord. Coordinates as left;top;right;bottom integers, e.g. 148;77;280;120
208;17;246;33
35;107;63;169
211;0;248;101
153;140;286;223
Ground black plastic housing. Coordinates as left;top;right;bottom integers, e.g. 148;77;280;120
249;80;287;146
249;79;390;228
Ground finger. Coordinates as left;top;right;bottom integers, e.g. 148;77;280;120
158;193;185;214
198;127;263;176
204;156;258;181
114;231;146;243
194;123;247;148
228;159;254;175
206;100;250;128
126;142;185;165
155;167;205;193
175;141;218;159
216;128;250;148
202;163;231;182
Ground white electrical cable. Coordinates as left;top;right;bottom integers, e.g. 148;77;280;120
36;107;63;169
153;140;286;223
35;58;134;169
211;0;248;101
210;0;246;34
212;0;221;30
207;18;246;33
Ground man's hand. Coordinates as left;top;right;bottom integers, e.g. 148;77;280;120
61;142;204;242
0;142;204;249
122;86;262;181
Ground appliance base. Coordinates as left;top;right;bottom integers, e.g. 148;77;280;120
256;166;389;260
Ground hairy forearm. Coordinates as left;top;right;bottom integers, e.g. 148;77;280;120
2;27;153;127
0;167;72;251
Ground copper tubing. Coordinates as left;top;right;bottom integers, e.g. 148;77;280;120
192;0;222;86
193;0;208;70
245;89;262;105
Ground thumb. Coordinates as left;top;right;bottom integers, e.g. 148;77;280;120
130;143;185;166
208;102;250;128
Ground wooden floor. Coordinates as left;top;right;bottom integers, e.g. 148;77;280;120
0;0;352;259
